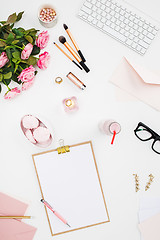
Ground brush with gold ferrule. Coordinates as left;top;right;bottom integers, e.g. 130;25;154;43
59;36;90;73
63;24;86;62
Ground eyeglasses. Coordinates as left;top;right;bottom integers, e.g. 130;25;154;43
134;122;160;154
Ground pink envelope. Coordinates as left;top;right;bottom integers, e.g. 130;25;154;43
138;213;160;240
110;57;160;111
0;218;37;240
0;192;37;240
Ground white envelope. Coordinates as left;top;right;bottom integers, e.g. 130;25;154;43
110;57;160;111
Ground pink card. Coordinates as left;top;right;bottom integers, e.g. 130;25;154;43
0;192;28;219
0;192;37;240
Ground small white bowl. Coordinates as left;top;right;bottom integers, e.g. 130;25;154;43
38;4;57;28
20;114;53;148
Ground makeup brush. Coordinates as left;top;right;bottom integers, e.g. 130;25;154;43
59;36;90;73
63;24;86;62
53;42;82;70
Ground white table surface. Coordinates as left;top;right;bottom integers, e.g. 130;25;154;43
1;0;160;240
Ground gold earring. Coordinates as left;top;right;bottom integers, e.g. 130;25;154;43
145;174;154;191
133;174;140;192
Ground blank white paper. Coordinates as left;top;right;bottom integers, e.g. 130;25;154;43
33;142;109;235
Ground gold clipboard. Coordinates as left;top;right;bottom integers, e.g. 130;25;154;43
32;141;110;236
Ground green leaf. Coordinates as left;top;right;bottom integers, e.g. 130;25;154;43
25;35;33;43
12;40;19;45
25;28;38;34
31;45;40;55
25;56;37;65
12;28;23;37
0;40;6;47
0;73;3;81
6;33;14;44
3;79;11;85
14;64;18;73
16;11;24;22
6;13;17;25
17;27;25;32
3;33;9;40
12;51;20;60
3;72;12;79
0;21;6;25
6;48;12;59
12;73;20;83
12;58;18;63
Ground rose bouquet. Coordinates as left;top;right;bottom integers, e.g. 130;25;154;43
0;12;50;99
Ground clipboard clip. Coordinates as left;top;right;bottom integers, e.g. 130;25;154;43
57;139;70;154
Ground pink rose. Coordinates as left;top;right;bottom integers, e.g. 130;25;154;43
4;87;21;99
0;52;9;68
21;43;33;60
37;52;50;70
18;65;36;82
36;31;49;49
22;79;34;91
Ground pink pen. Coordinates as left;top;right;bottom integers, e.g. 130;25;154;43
41;199;71;227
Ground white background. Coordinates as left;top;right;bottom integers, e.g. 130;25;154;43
1;0;160;240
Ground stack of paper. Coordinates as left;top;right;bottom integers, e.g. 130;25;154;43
0;192;37;240
138;197;160;240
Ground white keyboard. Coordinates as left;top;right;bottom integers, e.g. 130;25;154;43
78;0;159;55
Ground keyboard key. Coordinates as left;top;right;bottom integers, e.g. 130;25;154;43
96;1;101;7
136;45;142;51
143;29;147;35
111;17;116;22
105;7;110;13
103;24;126;42
138;21;143;27
126;39;132;45
140;48;146;54
100;0;106;3
147;32;154;40
134;37;139;43
131;42;137;49
97;8;102;14
106;1;111;7
92;12;97;17
87;15;94;22
124;31;129;37
134;31;139;37
106;19;111;25
111;4;115;10
139;34;144;40
84;1;92;8
110;23;116;28
152;28;158;35
115;26;120;31
97;15;101;20
139;40;149;49
101;11;107;17
92;6;97;11
115;7;120;13
92;19;98;24
128;34;134;40
97;21;104;28
143;36;152;44
81;5;92;14
101;17;106;23
101;4;106;10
